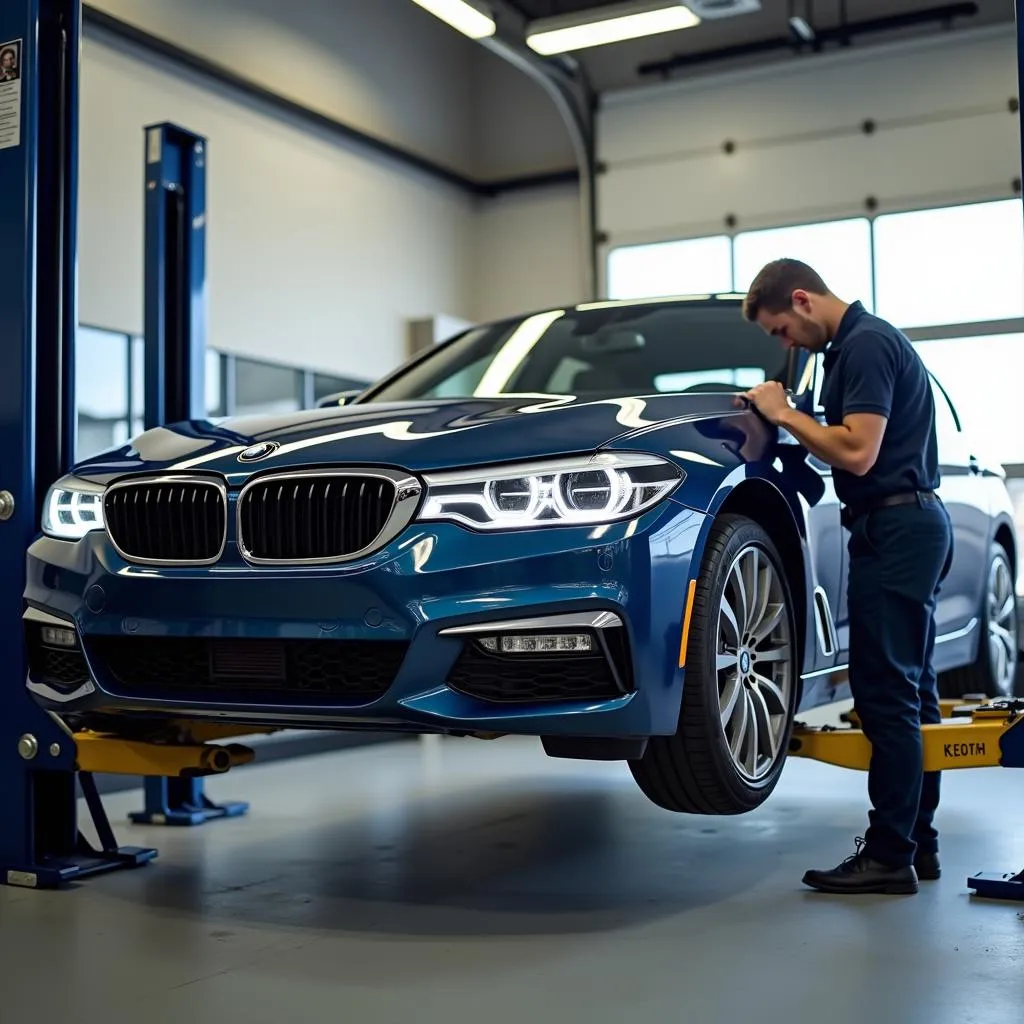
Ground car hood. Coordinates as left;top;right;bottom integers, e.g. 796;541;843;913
71;393;754;483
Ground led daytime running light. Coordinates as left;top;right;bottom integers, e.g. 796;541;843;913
42;481;105;540
419;453;682;530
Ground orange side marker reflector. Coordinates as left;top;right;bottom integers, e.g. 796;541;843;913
678;578;697;667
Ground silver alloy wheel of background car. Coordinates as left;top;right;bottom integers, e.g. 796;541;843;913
986;552;1018;695
716;544;794;783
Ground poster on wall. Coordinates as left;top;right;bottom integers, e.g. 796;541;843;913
0;38;22;150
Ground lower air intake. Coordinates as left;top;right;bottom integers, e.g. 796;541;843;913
87;636;407;701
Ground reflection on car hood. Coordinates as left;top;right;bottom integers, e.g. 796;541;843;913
71;393;753;482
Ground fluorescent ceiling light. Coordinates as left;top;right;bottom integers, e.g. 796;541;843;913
527;2;700;55
409;0;496;39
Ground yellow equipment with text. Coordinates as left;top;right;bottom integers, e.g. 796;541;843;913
789;697;1024;772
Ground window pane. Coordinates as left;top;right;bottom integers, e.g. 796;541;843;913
733;218;874;307
912;333;1024;465
654;367;765;391
76;326;129;459
366;303;789;403
206;350;225;416
874;200;1024;328
607;236;733;300
234;358;301;416
130;338;226;426
131;336;144;431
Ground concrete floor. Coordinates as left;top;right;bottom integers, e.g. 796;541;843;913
1;722;1022;1024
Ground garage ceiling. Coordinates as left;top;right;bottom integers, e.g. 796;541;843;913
505;0;1015;91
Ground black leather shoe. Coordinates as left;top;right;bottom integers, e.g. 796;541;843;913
914;851;941;880
802;839;919;895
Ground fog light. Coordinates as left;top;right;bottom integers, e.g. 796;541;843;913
40;626;77;648
479;633;594;654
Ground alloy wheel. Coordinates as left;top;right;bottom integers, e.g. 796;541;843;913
715;544;794;783
986;553;1018;696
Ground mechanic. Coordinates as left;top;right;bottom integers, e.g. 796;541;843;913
740;258;954;896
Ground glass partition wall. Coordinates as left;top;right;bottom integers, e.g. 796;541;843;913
75;329;369;461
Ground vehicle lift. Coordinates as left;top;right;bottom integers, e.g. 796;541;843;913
1;0;1023;894
0;0;253;889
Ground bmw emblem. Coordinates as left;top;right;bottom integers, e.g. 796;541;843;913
238;441;279;463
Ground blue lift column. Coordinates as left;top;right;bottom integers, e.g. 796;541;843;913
129;122;248;827
0;0;155;887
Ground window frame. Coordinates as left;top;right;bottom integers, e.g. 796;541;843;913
74;325;372;460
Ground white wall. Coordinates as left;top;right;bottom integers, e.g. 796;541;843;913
463;45;585;320
86;0;480;176
469;184;586;323
597;26;1022;256
79;0;588;370
78;31;474;379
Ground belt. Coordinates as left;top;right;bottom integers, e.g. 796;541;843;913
840;490;937;529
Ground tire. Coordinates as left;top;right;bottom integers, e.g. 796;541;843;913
938;542;1020;699
629;513;800;814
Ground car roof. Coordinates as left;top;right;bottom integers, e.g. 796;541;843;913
572;293;745;311
479;292;747;329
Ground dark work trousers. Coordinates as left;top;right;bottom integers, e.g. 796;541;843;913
846;492;954;868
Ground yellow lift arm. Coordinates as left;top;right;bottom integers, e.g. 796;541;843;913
71;721;273;778
789;698;1024;773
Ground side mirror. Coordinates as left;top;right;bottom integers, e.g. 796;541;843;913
315;389;361;409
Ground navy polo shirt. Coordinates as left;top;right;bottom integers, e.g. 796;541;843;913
820;301;939;509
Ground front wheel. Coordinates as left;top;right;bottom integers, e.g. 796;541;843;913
629;513;800;814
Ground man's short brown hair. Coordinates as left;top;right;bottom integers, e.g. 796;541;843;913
742;258;831;321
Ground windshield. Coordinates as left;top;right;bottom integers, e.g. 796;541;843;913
361;300;789;403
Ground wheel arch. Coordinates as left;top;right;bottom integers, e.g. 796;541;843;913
687;472;815;685
993;517;1017;578
991;513;1020;658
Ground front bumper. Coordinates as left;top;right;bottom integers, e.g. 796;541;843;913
23;499;705;738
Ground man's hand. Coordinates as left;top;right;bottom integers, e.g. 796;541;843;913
741;381;791;425
736;383;888;476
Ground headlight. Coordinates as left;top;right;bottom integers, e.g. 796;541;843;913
42;478;105;540
419;453;683;530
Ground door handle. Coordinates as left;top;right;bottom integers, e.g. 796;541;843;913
968;456;981;475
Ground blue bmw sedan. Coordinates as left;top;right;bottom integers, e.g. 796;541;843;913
23;295;1020;814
